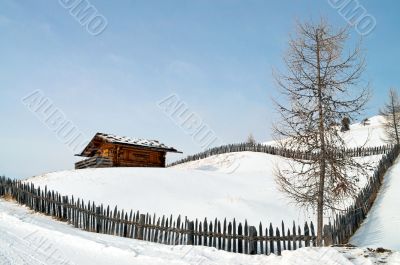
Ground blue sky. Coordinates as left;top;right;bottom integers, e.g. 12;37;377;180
1;0;399;178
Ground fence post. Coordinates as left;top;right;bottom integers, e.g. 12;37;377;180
137;214;145;240
304;222;310;247
323;224;333;246
238;223;243;253
188;221;195;245
276;228;281;255
249;226;257;255
96;206;101;233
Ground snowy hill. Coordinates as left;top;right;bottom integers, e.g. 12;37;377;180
3;115;400;264
27;114;386;227
264;115;386;148
350;155;400;251
342;116;387;148
28;153;314;225
23;115;392;248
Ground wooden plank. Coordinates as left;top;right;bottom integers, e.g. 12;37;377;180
265;226;269;255
276;227;281;255
249;226;257;255
244;220;249;254
176;216;181;245
259;223;264;254
304;222;310;247
281;221;286;250
96;206;101;233
298;226;302;248
198;221;203;246
287;229;291;250
269;223;274;254
217;220;222;250
292;221;297;250
194;218;198;246
227;222;232;252
232;219;237;253
238;223;243;254
203;218;208;246
137;214;145;240
164;216;168;244
150;214;155;242
213;218;217;248
222;219;227;250
155;217;160;243
183;217;188;244
188;221;195;245
168;215;173;244
160;216;165;243
208;221;213;247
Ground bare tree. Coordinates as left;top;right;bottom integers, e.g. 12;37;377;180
380;88;400;145
273;19;370;245
247;133;256;145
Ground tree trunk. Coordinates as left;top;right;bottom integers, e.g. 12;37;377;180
316;29;326;246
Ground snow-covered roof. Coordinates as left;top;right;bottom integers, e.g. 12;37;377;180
77;132;181;156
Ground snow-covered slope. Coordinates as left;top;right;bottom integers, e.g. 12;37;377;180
28;153;311;225
1;199;399;265
342;116;387;148
26;116;387;227
28;152;381;227
22;115;390;251
350;156;400;251
264;115;387;148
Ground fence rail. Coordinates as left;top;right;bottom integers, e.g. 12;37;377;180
0;177;316;255
168;143;394;167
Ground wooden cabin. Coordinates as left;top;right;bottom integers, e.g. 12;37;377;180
75;133;181;169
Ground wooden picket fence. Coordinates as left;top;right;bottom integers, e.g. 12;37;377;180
1;145;398;255
0;176;316;255
324;144;400;245
168;143;394;167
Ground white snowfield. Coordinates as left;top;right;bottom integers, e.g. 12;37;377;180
1;199;399;265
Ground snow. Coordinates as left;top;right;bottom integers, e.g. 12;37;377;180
1;199;399;265
264;115;387;148
350;155;400;251
3;114;397;264
342;116;387;148
94;132;180;152
28;152;312;226
23;115;387;236
26;152;381;227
